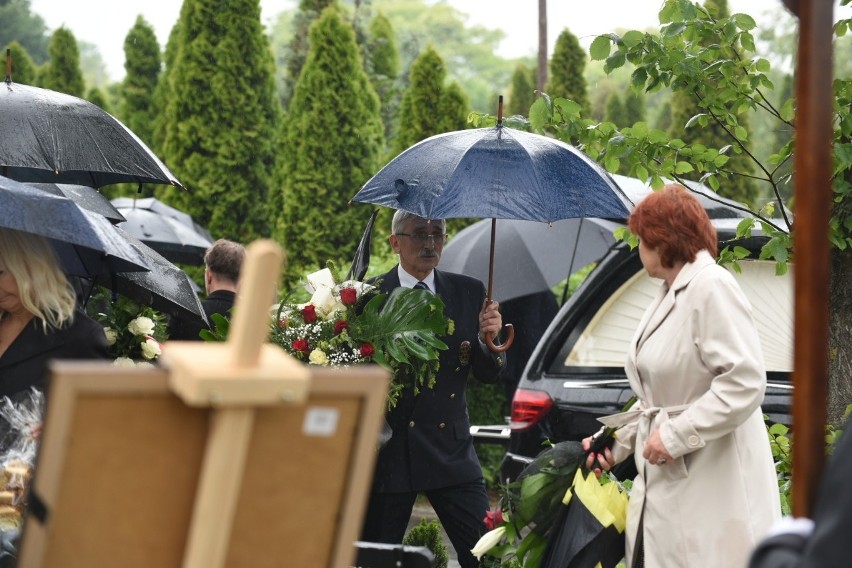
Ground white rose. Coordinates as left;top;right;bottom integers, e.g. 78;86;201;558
128;316;156;336
308;349;329;366
113;357;136;368
140;338;162;360
103;327;117;346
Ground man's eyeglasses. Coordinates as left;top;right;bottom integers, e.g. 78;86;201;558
395;232;447;245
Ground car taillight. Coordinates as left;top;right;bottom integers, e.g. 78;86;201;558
509;389;553;431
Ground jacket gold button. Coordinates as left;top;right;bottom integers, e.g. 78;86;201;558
438;423;446;429
409;421;415;428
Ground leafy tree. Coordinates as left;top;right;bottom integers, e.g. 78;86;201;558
121;16;161;147
160;0;281;243
666;0;757;206
521;0;852;424
4;40;36;84
274;7;384;284
364;12;401;146
393;46;468;156
545;27;588;113
39;27;84;97
0;0;48;63
278;0;337;110
624;90;646;126
507;64;536;116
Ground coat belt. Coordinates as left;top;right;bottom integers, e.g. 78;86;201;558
598;402;691;434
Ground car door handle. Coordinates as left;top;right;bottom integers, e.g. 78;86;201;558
561;379;631;388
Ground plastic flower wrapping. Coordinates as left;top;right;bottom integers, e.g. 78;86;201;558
270;266;453;410
0;389;44;531
86;286;167;367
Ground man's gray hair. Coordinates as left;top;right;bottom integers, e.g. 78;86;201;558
391;210;444;234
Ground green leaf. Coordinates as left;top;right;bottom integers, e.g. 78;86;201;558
622;30;645;48
674;161;694;174
732;13;757;31
529;98;550;133
590;35;612;61
604;50;626;73
755;57;771;73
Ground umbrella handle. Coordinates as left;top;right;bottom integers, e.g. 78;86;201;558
485;323;514;353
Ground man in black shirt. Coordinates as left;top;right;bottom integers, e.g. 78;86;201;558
167;239;245;340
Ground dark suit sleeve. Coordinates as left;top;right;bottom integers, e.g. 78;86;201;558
749;422;852;568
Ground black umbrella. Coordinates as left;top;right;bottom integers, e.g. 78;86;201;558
28;182;125;224
92;228;208;326
612;174;749;219
439;217;621;303
113;206;213;265
0;78;182;189
0;174;149;277
351;97;632;351
110;197;213;240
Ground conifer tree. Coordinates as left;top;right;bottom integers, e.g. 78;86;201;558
85;86;110;113
274;7;384;283
121;16;161;146
545;28;588;113
4;41;36;85
624;90;646;126
605;92;627;127
667;0;756;205
161;0;281;242
151;21;181;157
364;12;400;145
393;46;468;157
279;0;336;110
507;64;536;116
39;27;85;97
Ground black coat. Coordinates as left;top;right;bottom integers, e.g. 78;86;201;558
371;267;505;492
166;290;235;341
0;310;109;400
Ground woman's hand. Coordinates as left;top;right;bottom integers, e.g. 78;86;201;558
643;429;673;466
582;436;614;478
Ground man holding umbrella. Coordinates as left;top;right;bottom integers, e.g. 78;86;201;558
361;210;506;568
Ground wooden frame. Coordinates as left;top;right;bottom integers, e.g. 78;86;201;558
18;363;388;568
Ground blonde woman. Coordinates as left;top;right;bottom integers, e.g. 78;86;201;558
0;228;108;400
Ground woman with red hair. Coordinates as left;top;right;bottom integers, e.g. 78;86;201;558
586;184;780;567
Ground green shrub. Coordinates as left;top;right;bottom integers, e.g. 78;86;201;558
403;518;449;568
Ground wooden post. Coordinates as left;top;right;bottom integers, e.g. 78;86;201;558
790;0;834;517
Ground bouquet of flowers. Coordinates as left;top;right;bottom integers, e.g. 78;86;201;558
270;265;453;410
0;389;44;531
86;287;168;366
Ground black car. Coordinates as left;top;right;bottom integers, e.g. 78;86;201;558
499;221;794;483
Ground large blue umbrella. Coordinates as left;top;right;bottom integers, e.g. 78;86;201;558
351;99;632;351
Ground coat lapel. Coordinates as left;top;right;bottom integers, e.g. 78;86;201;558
0;319;63;370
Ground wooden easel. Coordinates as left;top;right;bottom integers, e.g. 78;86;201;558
17;240;390;567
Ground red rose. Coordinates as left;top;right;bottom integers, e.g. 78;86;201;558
359;343;375;358
340;287;357;306
334;320;349;335
301;304;317;323
292;339;310;353
483;508;505;530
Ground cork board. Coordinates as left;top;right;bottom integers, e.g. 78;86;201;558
17;361;388;568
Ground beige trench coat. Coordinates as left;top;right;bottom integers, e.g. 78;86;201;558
603;251;781;568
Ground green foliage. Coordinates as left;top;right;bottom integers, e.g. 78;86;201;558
624;90;646;126
605;92;628;127
545;28;589;114
39;27;84;97
85;86;110;113
121;16;161;147
86;287;168;363
160;0;281;244
0;0;49;63
274;7;384;285
507;64;537;117
393;46;469;157
403;518;449;568
199;313;230;342
4;40;36;85
364;12;401;145
278;0;337;111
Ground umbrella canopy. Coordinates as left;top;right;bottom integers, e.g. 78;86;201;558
93;228;208;326
439;217;621;303
113;206;213;265
611;174;749;219
0;81;182;188
111;197;213;240
0;174;149;277
352;124;633;222
28;182;125;224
